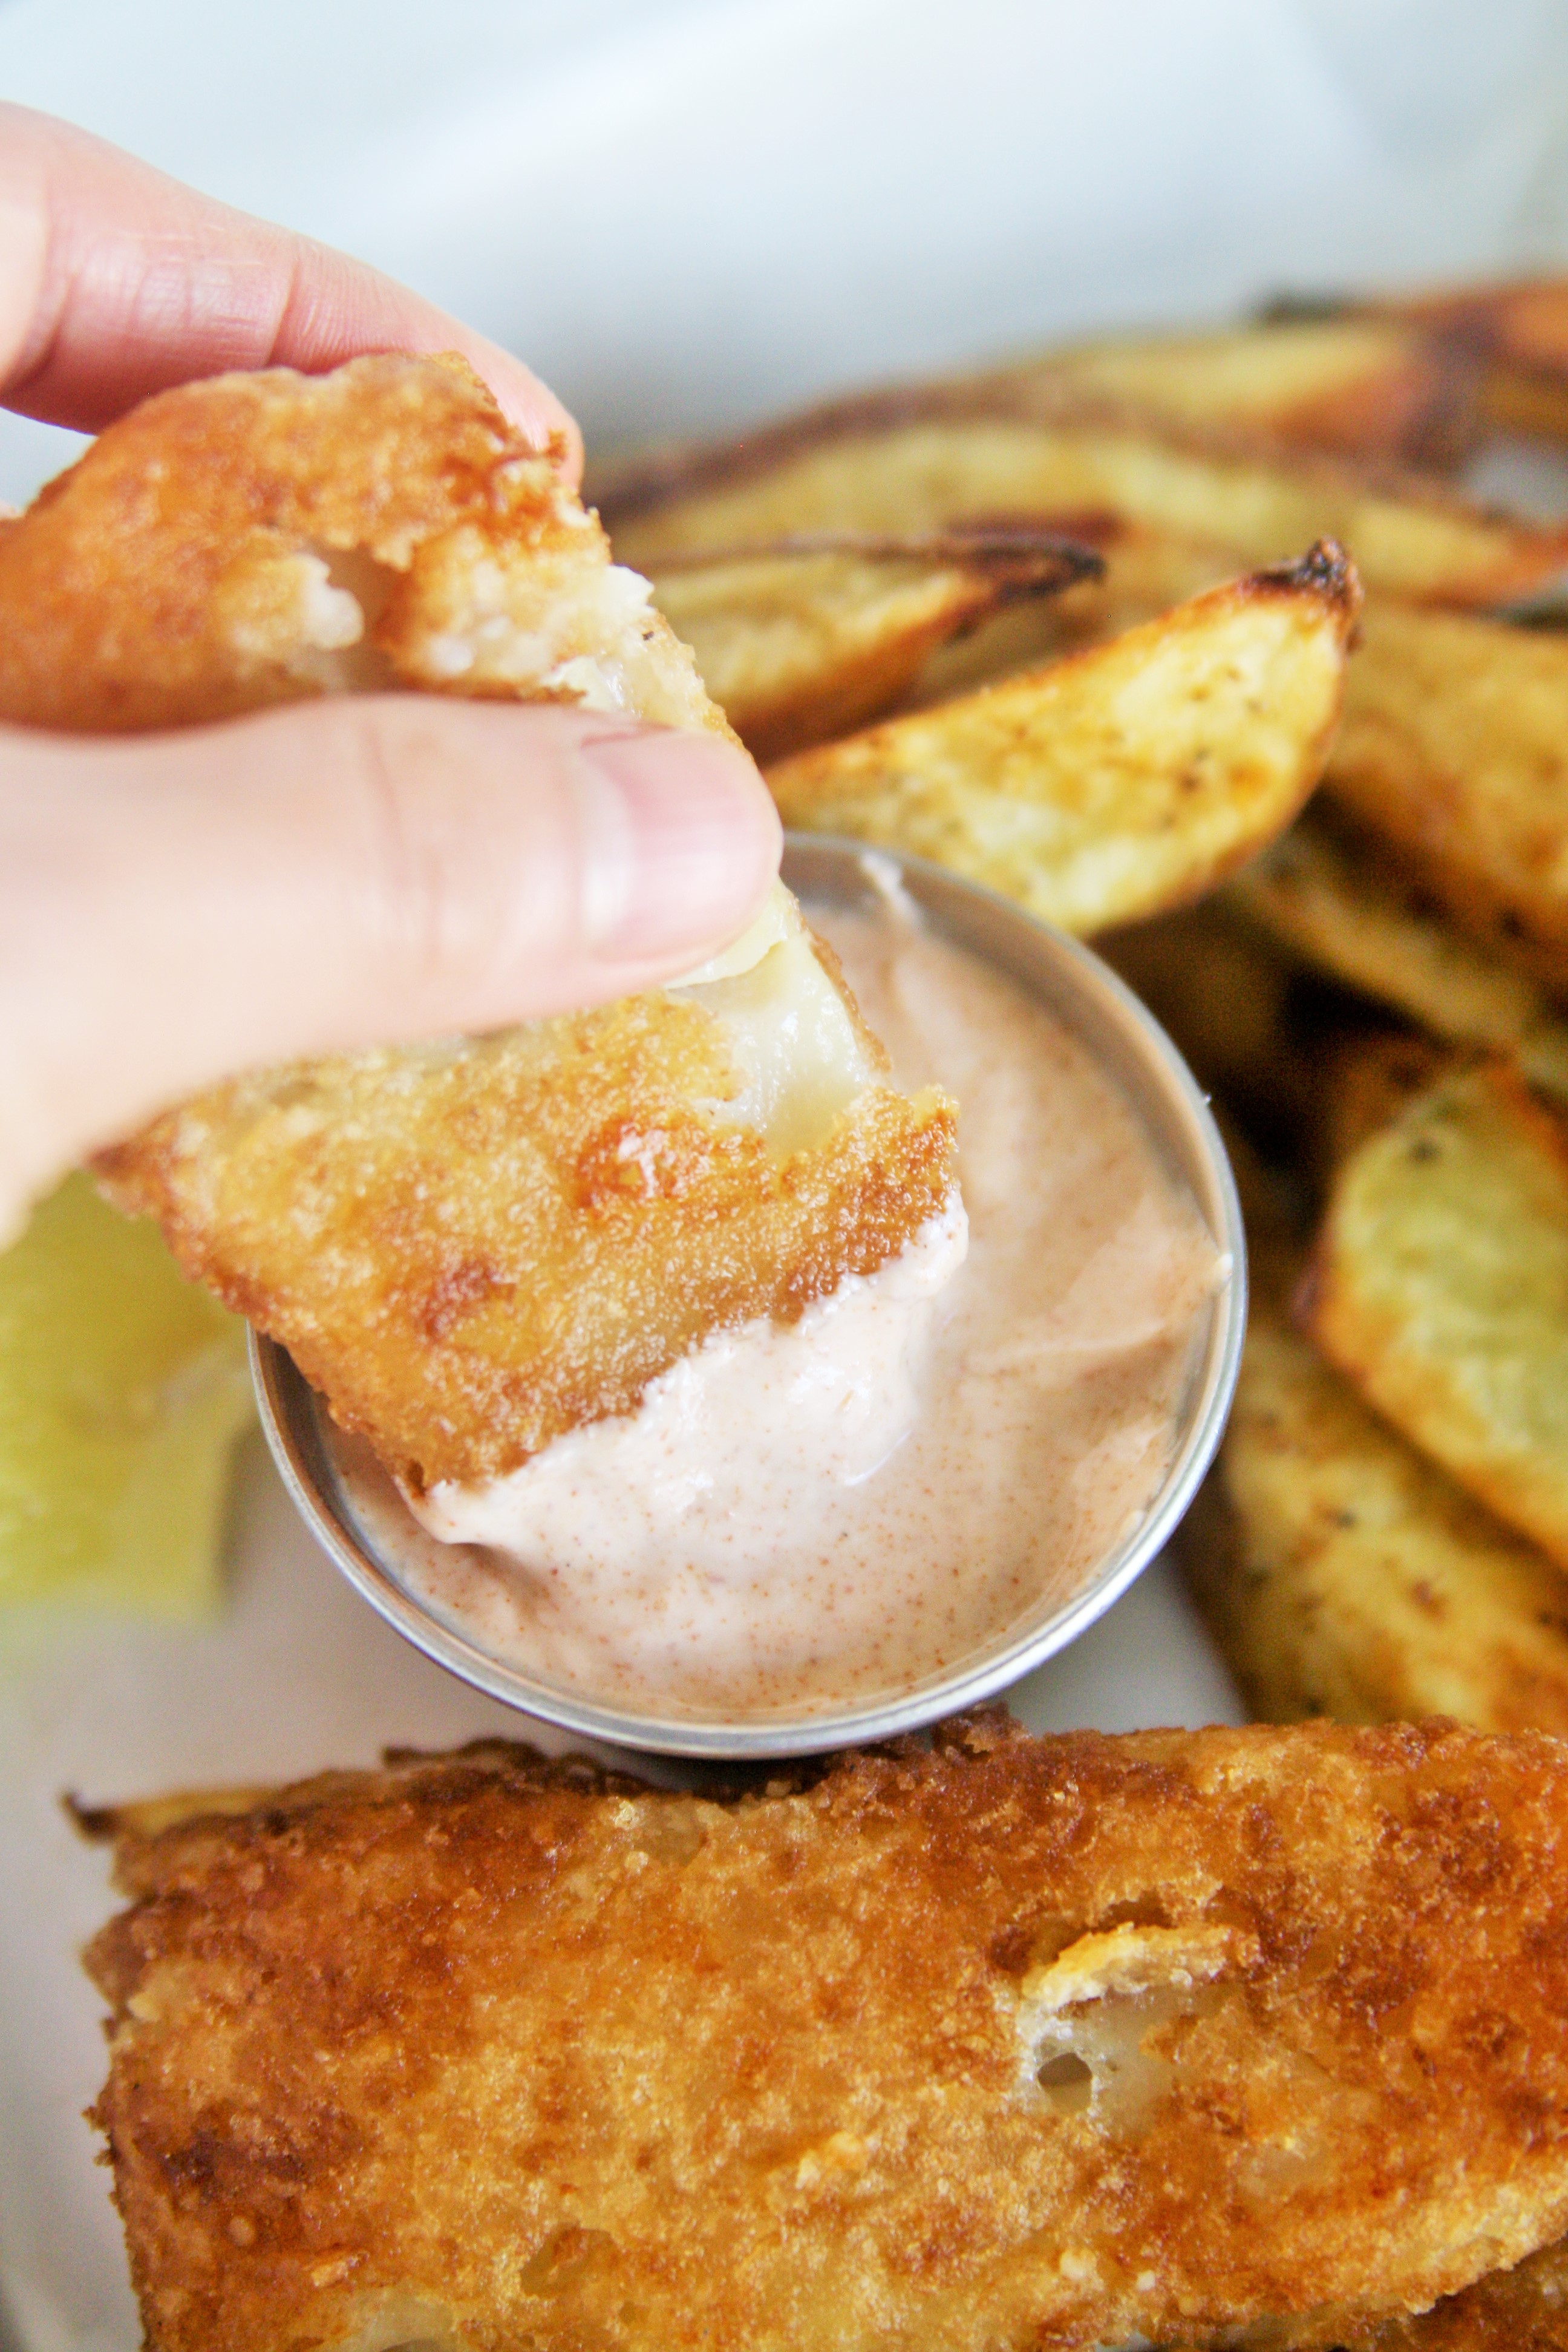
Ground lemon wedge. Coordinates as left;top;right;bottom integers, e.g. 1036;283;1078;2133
0;1172;253;1620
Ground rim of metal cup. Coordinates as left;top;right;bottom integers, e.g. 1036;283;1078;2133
252;834;1246;1760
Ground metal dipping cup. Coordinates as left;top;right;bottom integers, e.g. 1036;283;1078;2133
252;835;1246;1760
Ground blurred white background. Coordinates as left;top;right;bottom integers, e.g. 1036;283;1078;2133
4;5;1568;2345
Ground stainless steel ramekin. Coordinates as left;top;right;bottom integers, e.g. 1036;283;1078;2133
252;834;1245;1759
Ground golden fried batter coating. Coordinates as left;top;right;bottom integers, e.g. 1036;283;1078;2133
82;1715;1568;2352
95;930;956;1486
0;355;956;1483
0;353;717;733
1340;2236;1568;2349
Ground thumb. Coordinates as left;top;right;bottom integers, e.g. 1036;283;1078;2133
0;696;782;1227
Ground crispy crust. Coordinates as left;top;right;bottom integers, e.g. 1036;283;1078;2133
0;354;959;1483
82;1714;1568;2352
96;950;955;1488
0;353;720;734
1345;2233;1568;2348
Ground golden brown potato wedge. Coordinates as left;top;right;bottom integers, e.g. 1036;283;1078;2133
1308;1028;1458;1184
1096;904;1321;1159
907;515;1239;704
984;316;1480;470
602;382;1568;604
1228;805;1568;1096
1180;1308;1568;1734
1304;1062;1568;1572
767;545;1359;935
648;530;1098;760
1370;277;1568;442
1322;599;1568;992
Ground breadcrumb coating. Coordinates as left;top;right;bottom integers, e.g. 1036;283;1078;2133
81;1714;1568;2352
0;354;956;1481
0;353;716;732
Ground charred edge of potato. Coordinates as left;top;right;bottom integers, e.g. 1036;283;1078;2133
1270;283;1568;454
1009;321;1489;474
768;542;1360;942
1244;538;1364;622
645;526;1106;595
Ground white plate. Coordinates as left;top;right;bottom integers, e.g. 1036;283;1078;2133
2;3;1567;2341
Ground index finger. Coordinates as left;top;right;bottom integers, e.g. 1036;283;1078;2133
0;103;581;480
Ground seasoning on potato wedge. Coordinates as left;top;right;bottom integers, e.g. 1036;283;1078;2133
977;314;1481;469
768;543;1359;935
648;528;1099;760
1303;1062;1568;1572
1181;1308;1568;1734
1230;806;1552;1047
1320;599;1568;991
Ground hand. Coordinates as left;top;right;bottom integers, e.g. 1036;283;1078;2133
0;106;780;1236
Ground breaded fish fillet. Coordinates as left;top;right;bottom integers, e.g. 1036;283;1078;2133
0;352;715;732
2;355;955;1486
80;1714;1568;2352
1339;2236;1568;2348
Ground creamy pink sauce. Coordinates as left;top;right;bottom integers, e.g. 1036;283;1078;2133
334;907;1220;1720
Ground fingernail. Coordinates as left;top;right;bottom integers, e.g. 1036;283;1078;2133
577;728;781;962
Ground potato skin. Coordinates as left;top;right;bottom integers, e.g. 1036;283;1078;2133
1324;599;1568;995
1181;1310;1568;1734
1304;1063;1568;1573
768;547;1361;937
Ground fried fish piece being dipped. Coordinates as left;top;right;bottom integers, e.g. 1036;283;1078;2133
0;354;956;1489
79;1714;1568;2352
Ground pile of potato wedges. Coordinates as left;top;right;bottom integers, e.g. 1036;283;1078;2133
596;281;1568;1740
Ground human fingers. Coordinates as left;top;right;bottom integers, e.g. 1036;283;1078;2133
0;699;780;1230
0;103;581;478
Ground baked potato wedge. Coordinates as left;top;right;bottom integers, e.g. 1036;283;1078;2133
768;545;1359;935
1303;1063;1568;1571
602;382;1568;605
1322;598;1568;992
1096;904;1319;1156
648;529;1098;760
1371;275;1568;442
1228;806;1568;1097
906;514;1240;705
985;316;1478;469
1181;1309;1568;1734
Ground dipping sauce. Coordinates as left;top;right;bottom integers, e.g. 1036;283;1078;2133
338;901;1221;1720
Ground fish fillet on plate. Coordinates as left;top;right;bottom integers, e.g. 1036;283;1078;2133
0;354;956;1489
79;1713;1568;2352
